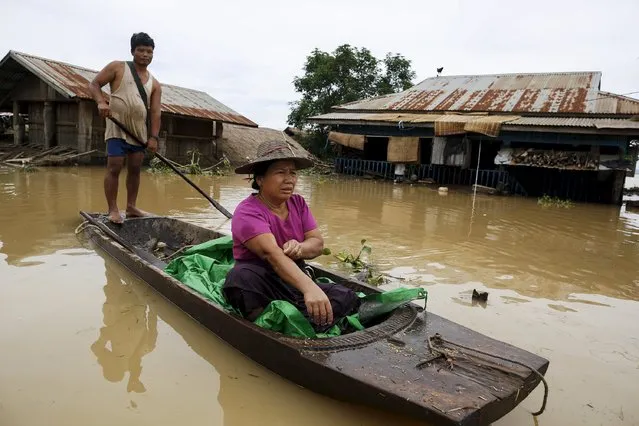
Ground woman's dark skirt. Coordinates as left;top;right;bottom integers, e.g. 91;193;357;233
222;259;360;332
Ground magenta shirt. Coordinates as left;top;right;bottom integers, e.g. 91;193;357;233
231;193;318;261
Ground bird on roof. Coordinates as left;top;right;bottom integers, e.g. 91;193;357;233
436;67;444;77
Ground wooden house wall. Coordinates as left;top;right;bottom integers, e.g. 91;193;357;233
172;117;212;137
56;102;78;148
162;116;216;165
11;78;219;166
166;138;216;165
27;103;44;144
9;74;65;103
74;112;218;164
88;103;106;155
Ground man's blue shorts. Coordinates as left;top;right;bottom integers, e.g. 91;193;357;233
106;138;145;157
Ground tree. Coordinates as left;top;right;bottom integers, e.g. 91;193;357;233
287;45;416;157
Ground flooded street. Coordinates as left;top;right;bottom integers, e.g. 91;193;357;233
1;166;638;426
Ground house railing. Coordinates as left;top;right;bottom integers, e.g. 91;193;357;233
334;158;527;195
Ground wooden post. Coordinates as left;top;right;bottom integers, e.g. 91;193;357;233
212;120;217;157
77;101;93;156
159;130;167;156
163;117;173;158
43;101;56;149
215;121;223;139
13;101;25;146
590;145;600;168
612;170;626;205
214;121;223;158
462;136;472;169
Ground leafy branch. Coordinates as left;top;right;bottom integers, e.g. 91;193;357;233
287;44;416;158
323;239;386;286
148;149;232;176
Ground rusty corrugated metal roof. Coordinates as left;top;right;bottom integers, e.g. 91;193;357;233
309;111;639;130
2;51;257;127
158;84;256;125
310;111;446;124
505;117;639;129
334;72;639;116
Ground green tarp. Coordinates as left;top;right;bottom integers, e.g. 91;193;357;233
164;236;427;339
164;236;239;314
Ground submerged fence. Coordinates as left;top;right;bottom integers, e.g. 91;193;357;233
334;158;527;195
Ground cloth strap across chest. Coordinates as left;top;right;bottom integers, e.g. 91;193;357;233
126;61;151;135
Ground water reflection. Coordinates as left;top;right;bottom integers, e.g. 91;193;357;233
91;261;157;393
99;257;423;426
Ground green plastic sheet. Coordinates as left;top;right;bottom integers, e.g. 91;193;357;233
164;236;427;339
164;235;239;314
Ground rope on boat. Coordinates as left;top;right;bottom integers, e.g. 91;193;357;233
74;220;90;234
74;220;101;235
429;333;549;417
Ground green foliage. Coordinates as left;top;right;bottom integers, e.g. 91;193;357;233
148;156;172;174
538;194;574;208
210;155;232;176
147;149;232;176
18;164;38;173
185;149;203;175
287;44;416;158
335;238;372;268
298;131;332;160
376;53;417;95
329;239;386;286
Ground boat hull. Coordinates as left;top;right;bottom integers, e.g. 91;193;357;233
80;212;549;426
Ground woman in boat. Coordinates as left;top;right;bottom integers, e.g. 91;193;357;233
223;140;360;331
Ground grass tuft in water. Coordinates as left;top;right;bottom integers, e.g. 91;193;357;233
538;194;574;208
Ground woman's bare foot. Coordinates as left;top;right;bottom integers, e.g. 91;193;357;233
125;206;151;218
108;210;123;224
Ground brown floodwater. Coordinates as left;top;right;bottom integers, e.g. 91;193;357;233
1;166;638;426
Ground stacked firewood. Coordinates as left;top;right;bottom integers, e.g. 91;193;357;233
510;149;596;169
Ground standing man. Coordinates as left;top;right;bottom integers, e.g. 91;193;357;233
88;32;162;224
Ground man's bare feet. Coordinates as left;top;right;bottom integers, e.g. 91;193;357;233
108;210;123;224
125;206;151;218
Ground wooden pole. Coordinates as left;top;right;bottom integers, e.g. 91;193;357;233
107;117;233;219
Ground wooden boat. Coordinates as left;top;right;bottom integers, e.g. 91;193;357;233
79;211;549;426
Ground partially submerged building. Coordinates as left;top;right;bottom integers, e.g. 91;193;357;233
310;72;639;204
0;50;258;165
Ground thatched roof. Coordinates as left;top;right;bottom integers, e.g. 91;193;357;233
218;124;314;166
283;126;308;138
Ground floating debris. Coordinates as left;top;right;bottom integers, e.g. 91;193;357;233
472;289;489;302
0;143;96;169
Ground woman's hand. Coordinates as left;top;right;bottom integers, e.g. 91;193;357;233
303;284;334;326
243;233;333;326
283;239;303;260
